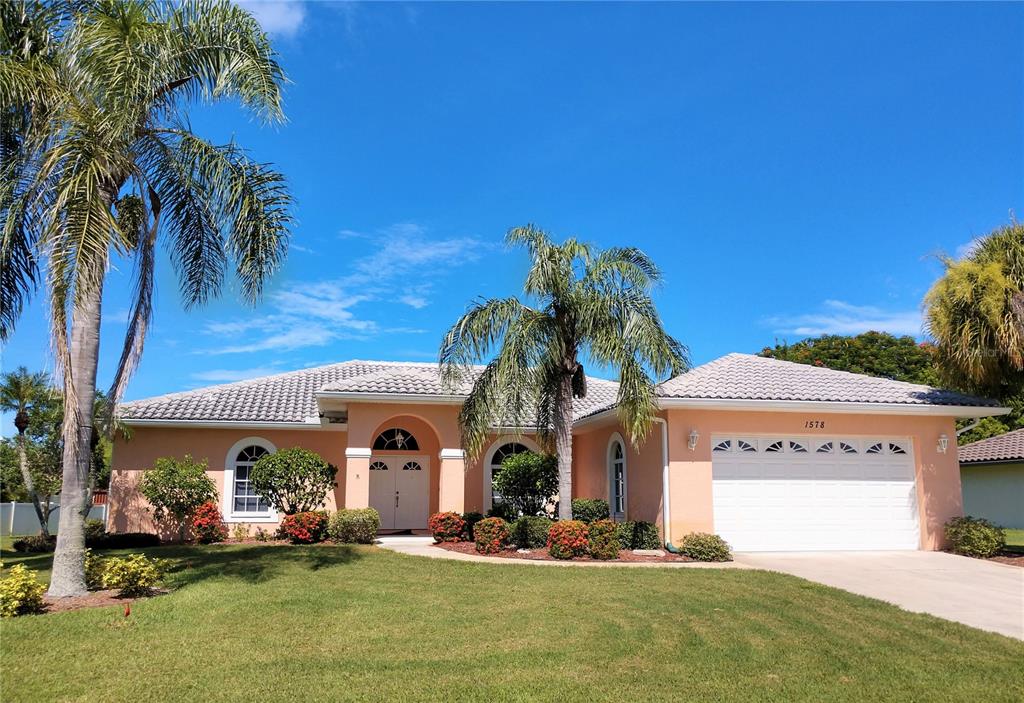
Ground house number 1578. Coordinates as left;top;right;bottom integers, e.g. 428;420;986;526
804;420;826;429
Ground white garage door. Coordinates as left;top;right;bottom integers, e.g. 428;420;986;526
712;436;920;551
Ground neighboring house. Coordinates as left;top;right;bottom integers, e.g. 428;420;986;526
958;429;1024;529
110;353;1007;551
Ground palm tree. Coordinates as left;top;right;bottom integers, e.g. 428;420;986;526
925;222;1024;392
0;366;53;536
439;225;688;519
1;0;293;597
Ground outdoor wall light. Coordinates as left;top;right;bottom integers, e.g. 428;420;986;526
688;429;700;451
937;434;949;454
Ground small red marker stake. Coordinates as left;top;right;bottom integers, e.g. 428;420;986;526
124;603;131;617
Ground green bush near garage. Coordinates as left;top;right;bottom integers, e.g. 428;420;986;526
944;516;1006;558
616;521;661;550
677;532;732;562
329;508;381;544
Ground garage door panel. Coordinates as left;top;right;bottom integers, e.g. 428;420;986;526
711;435;920;551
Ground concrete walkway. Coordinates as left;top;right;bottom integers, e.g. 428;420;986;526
733;551;1024;640
376;535;748;569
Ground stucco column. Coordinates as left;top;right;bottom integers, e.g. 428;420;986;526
344;448;371;509
439;449;466;514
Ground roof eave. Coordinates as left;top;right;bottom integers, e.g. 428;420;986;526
315;391;467;405
118;418;340;431
654;397;1010;418
959;457;1024;466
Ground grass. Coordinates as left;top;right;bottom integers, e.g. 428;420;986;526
1;544;1022;702
1004;528;1024;552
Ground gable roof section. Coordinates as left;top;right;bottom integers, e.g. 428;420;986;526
119;360;621;425
959;428;1024;464
655;353;1001;409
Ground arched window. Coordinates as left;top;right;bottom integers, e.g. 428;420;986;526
223;437;277;522
373;428;419;451
608;436;626;518
483;438;538;510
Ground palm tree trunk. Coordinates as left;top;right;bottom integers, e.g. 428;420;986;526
47;278;103;598
555;372;574;520
15;432;49;537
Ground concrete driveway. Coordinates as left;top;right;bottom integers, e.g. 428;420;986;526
734;551;1024;640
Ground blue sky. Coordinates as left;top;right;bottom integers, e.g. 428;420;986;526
2;1;1022;435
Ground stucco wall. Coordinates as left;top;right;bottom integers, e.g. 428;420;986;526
960;462;1024;529
664;409;961;549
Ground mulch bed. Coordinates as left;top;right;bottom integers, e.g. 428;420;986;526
988;553;1024;568
435;541;697;563
43;589;167;614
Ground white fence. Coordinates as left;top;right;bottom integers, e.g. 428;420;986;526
1;501;108;537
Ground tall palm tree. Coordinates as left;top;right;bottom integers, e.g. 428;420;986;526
1;0;293;597
439;225;688;519
0;366;53;536
925;222;1024;392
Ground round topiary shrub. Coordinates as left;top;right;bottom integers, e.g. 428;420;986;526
102;554;168;597
428;511;465;543
677;532;732;562
944;516;1006;558
616;521;661;550
571;498;609;524
191;501;228;544
474;517;510;554
588;519;620;560
510;516;553;549
279;511;329;544
0;564;46;617
461;511;485;540
249;447;337;515
547;520;589;560
328;508;380;544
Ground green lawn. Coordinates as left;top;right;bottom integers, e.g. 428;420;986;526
1;544;1022;702
1005;528;1024;551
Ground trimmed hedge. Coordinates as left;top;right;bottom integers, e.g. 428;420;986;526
428;512;465;543
617;521;661;550
474;517;510;554
510;516;553;549
547;520;589;560
329;508;380;544
945;516;1006;558
677;532;732;562
571;499;609;524
11;535;55;553
588;519;620;560
87;532;161;549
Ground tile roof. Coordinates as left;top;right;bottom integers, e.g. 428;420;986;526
119;360;621;425
959;428;1024;464
655;353;1001;407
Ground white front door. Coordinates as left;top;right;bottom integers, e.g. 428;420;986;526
711;436;920;551
368;456;430;530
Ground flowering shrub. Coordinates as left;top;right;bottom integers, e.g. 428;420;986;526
428;511;465;543
474;517;510;554
677;532;732;562
280;511;329;544
945;516;1006;558
587;520;620;560
102;554;168;597
0;564;46;617
191;502;228;544
510;516;552;549
547;520;589;560
329;508;380;544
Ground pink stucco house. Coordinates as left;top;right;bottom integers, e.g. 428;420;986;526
110;353;1007;551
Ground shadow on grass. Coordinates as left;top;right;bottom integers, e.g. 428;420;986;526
160;544;366;588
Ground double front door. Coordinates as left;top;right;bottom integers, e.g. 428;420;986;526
368;455;430;530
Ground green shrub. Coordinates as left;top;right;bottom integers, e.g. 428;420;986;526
588;519;620;560
84;549;105;590
329;508;380;544
571;498;609;523
88;532;161;549
617;521;662;550
0;564;46;617
84;518;106;544
254;527;271;542
547;520;589;560
474;517;510;554
427;511;465;542
231;523;249;542
102;554;167;597
12;534;55;553
461;511;484;540
510;516;553;549
486;502;517;522
944;516;1006;558
492;452;558;517
139;455;218;541
677;532;732;562
250;447;336;515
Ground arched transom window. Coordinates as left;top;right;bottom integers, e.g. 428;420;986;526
373;428;419;451
232;444;271;514
609;438;626;518
489;442;530;507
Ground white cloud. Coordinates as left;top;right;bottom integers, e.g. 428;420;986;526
104;308;131;325
766;300;923;337
191;366;282;382
399;294;429;309
955;237;982;260
289;242;315;254
237;0;306;38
